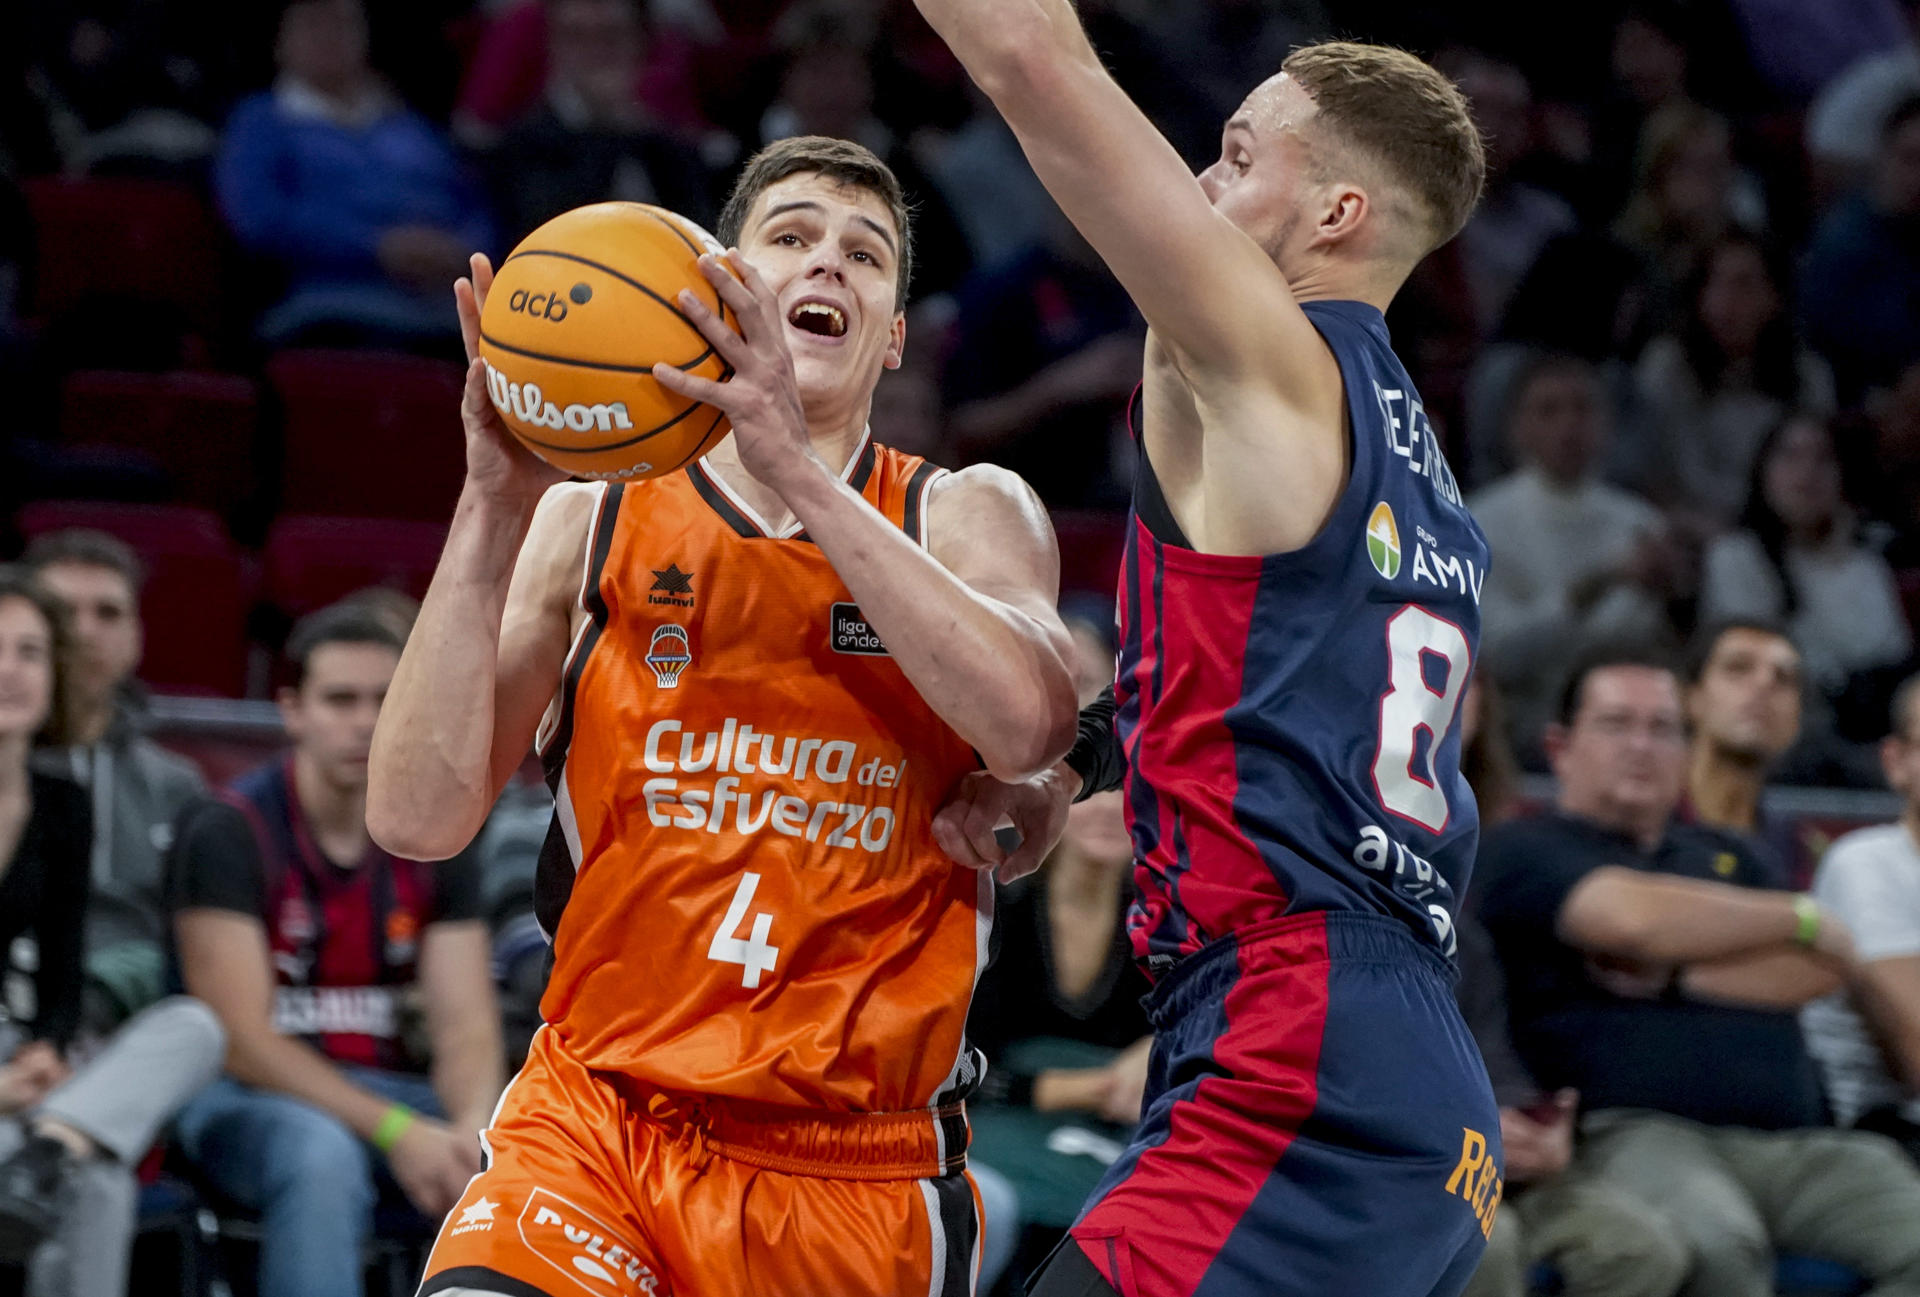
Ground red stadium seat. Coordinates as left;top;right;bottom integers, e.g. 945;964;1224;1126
1051;509;1126;598
59;371;260;517
263;514;448;618
14;501;251;697
268;350;468;521
25;178;225;336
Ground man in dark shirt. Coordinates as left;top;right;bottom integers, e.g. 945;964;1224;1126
167;603;502;1297
1476;646;1920;1296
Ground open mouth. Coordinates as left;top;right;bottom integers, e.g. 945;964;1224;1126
788;300;847;339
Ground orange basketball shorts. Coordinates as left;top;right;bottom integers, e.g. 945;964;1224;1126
417;1028;982;1297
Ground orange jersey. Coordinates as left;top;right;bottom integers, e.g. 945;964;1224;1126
531;433;986;1115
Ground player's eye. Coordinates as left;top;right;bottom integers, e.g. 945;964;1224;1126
851;249;874;264
776;233;802;247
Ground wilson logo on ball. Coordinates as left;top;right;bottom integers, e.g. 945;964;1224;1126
484;359;633;433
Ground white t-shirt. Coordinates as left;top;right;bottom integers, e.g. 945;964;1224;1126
1803;823;1920;1125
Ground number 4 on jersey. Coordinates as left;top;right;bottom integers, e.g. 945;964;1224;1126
708;872;780;988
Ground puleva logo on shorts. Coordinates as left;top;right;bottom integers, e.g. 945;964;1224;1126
1366;501;1401;579
518;1188;662;1296
646;625;692;688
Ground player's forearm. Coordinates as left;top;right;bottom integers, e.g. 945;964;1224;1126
1679;949;1843;1009
369;482;536;858
912;0;1090;101
431;1018;505;1133
224;1027;400;1141
781;465;1075;781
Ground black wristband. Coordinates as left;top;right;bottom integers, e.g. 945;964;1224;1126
1063;685;1124;803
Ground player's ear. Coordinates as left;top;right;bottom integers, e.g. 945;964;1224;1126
1311;184;1368;248
883;311;906;371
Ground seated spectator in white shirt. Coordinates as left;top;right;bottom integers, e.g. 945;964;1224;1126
1804;671;1920;1162
1470;353;1688;757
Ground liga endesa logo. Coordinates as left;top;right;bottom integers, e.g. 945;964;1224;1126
483;359;634;434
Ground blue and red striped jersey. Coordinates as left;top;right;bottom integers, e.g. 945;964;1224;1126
1117;300;1488;970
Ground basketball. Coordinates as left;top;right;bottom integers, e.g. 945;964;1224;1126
477;202;738;481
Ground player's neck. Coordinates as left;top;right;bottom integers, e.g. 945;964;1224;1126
704;411;871;533
291;752;371;867
1688;743;1765;834
1285;259;1400;316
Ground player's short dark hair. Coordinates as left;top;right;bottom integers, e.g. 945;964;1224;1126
1282;41;1487;257
20;529;146;595
1557;642;1682;728
284;601;406;689
717;136;914;305
1684;617;1797;685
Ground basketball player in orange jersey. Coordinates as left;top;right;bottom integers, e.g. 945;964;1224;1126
911;8;1503;1297
367;136;1078;1297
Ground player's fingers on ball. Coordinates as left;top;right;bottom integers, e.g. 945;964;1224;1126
470;252;494;294
651;362;726;405
700;253;770;331
675;287;752;360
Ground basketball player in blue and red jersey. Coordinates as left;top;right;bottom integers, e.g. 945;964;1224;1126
914;9;1501;1295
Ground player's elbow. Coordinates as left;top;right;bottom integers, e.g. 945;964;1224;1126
366;789;474;863
979;681;1078;784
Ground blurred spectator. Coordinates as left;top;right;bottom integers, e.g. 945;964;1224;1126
922;88;1054;275
26;4;225;181
1806;0;1920;199
756;1;971;299
1461;676;1521;829
1680;619;1809;884
1470;354;1686;757
1585;4;1698;224
1434;48;1578;342
1803;671;1920;1165
1802;95;1920;405
0;566;223;1297
1724;0;1911;106
1476;647;1920;1294
1633;233;1836;528
1614;103;1768;337
945;205;1141;507
168;602;502;1297
452;0;710;149
1700;413;1913;743
214;0;494;348
23;530;206;1032
1139;0;1330;126
479;0;717;245
1455;911;1688;1297
1863;357;1920;567
1797;667;1920;1166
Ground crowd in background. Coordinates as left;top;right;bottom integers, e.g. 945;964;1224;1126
3;0;1920;1294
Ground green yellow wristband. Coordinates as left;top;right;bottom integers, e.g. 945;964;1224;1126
1792;894;1822;947
372;1103;416;1154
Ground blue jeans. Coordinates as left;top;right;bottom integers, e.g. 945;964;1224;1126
173;1066;445;1297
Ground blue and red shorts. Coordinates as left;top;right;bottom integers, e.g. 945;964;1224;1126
1031;911;1502;1297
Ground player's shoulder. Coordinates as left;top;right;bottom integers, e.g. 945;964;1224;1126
925;463;1047;532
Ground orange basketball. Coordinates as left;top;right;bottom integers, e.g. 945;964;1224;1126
478;203;737;481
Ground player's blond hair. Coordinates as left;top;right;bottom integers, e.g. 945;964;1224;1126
1282;42;1486;256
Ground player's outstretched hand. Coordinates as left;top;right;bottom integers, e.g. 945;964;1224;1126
932;767;1076;884
455;253;566;506
651;250;814;495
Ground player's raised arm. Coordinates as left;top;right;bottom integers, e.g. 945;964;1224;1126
368;255;582;861
909;0;1306;380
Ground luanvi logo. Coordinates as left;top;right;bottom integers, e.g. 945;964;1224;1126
648;564;694;608
829;603;887;656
